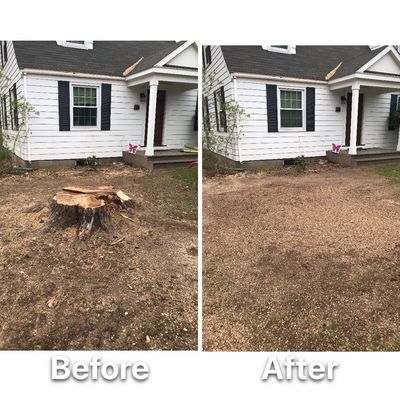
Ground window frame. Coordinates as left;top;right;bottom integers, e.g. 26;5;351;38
277;87;306;131
69;83;101;130
57;40;93;50
397;95;400;111
263;45;296;54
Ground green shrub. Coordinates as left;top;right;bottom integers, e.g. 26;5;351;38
293;155;306;172
84;155;98;170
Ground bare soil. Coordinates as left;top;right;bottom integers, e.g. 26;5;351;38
0;165;197;350
203;165;400;351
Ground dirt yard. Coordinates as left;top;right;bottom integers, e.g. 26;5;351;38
0;165;197;350
203;165;400;351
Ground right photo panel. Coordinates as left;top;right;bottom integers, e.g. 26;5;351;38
202;45;400;351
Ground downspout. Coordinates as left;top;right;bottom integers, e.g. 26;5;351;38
22;72;31;165
232;75;242;163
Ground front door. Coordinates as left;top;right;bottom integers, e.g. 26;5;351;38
345;92;364;147
145;90;166;147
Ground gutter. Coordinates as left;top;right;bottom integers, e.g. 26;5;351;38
21;68;125;81
232;75;242;163
232;72;327;85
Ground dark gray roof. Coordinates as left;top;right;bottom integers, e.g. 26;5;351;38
13;41;185;77
220;46;388;81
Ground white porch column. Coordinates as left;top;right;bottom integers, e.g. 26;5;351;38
348;83;360;155
145;79;158;156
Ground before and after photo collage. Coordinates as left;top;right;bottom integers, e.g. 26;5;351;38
1;41;400;356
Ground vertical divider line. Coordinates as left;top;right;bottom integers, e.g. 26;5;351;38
197;43;203;352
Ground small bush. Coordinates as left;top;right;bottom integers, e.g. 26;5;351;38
84;155;98;170
294;155;306;172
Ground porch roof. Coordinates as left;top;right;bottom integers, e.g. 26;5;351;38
125;66;198;88
328;46;400;91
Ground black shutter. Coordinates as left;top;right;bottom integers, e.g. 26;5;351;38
13;83;18;129
58;81;70;131
101;83;112;130
0;43;3;67
388;94;398;131
205;46;211;65
213;91;220;132
2;96;7;129
220;86;227;132
3;41;7;64
266;84;278;132
306;87;315;132
9;89;13;130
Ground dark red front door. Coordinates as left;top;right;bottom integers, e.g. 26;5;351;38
345;92;364;147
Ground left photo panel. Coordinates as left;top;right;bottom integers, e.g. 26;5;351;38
0;40;198;350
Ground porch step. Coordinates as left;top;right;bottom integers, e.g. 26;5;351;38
354;155;400;166
352;151;400;159
151;156;197;169
150;152;197;162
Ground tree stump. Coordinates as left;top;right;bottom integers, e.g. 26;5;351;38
49;186;134;241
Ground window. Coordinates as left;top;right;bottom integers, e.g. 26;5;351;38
214;87;227;132
72;85;99;127
57;40;93;50
204;46;212;67
279;88;304;129
1;41;8;67
262;45;296;54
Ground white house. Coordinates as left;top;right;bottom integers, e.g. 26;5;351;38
203;45;400;167
0;40;198;169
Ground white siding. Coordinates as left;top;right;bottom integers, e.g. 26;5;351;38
26;74;197;161
361;88;399;149
163;88;198;148
0;41;26;159
203;46;237;160
236;77;346;161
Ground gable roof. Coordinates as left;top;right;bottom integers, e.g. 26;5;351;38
12;41;185;77
220;46;389;81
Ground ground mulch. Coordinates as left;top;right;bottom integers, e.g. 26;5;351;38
0;165;197;350
203;165;400;351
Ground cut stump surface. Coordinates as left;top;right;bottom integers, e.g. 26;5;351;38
49;186;133;242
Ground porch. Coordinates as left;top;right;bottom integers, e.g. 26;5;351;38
327;148;400;167
125;61;198;159
123;149;197;171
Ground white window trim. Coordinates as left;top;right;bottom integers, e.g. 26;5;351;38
277;86;306;132
57;41;93;50
397;95;400;110
70;83;101;131
263;45;296;55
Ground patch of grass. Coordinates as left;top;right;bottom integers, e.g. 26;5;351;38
375;165;400;182
173;168;198;188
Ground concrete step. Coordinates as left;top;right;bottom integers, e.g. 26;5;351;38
355;155;400;166
152;159;197;169
150;153;197;162
353;151;400;159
